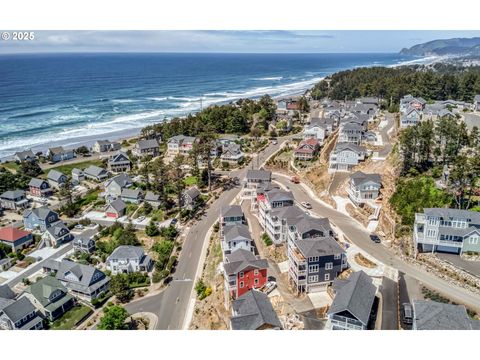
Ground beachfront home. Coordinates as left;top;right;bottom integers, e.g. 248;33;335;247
47;146;75;163
347;171;382;206
42;221;73;247
104;173;132;199
167;135;196;156
121;188;143;204
105;199;127;219
241;169;272;200
230;289;282;330
23;206;60;232
220;143;244;163
0;297;44;330
329;143;366;173
14;150;36;163
413;208;480;255
181;187;201;210
108;152;132;173
221;224;254;256
223;249;268;300
0;227;34;253
287;215;347;293
28;178;52;198
106;245;153;275
400;107;422;128
83;165;109;182
0;190;29;210
133;139;160;158
327;270;377;330
294;138;320;161
411;300;480;330
71;168;85;184
47;169;68;189
92;140;121;153
23;276;75;321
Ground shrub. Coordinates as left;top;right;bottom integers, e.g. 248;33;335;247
262;233;273;246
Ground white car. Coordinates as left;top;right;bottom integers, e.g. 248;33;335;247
301;202;312;209
263;281;277;294
137;216;146;222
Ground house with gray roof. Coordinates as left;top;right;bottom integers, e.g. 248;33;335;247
105;198;127;219
348;171;382;206
106;245;153;275
329;142;366;173
181;186;201;210
230;289;282;330
28;178;52;198
0;189;29;210
71;168;85;184
0;296;44;330
41;221;73;247
221;224;254;256
47;169;68;189
23;206;59;231
144;191;161;209
474;95;480;111
104;173;132;199
134;138;160;157
44;259;110;302
167;135;196;156
23;276;75;321
0;284;15;300
84;165;109;182
220;143;244;163
73;235;96;254
47;146;75;163
220;205;245;227
108;152;131;173
412;300;479;330
287;215;347;293
414;208;480;255
242;168;272;200
14;149;36;163
327;270;377;330
339;122;364;145
92;140;121;153
121;188;143;204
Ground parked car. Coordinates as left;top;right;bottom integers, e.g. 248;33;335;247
137;216;145;222
271;140;278;145
170;218;178;226
74;224;84;230
401;303;413;325
263;281;277;294
301;201;312;209
370;234;381;243
291;176;300;184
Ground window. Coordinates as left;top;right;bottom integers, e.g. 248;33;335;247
325;262;333;270
324;273;330;281
239;272;244;279
469;236;479;245
426;229;436;238
308;265;319;273
254;278;259;286
253;269;259;276
239;281;244;288
308;275;319;283
334;254;341;260
308;256;319;262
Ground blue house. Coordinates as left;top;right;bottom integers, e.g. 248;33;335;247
23;206;60;232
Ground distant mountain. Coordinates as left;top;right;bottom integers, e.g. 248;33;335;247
400;37;480;56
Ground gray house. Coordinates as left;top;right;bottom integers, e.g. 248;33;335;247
220;205;245;227
42;221;73;247
230;289;282;330
181;186;201;210
133;139;160;157
412;300;479;330
327;270;377;330
348;171;382;206
329;143;366;173
242;169;272;200
106;245;153;275
71;168;85;184
144;191;161;209
400;107;422;128
92;140;121;153
0;190;28;210
104;173;132;199
14;149;36;163
47;169;68;189
28;178;52;198
0;296;44;330
221;223;254;256
73;236;96;254
84;165;109;182
23;206;60;232
121;188;143;204
47;146;75;163
108;152;132;173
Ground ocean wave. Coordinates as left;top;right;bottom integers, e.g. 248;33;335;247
146;97;168;101
252;76;283;81
111;99;139;104
389;56;441;68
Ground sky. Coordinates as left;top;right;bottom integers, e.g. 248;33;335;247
1;30;480;54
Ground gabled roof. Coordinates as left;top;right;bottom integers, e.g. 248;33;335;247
48;146;67;155
15;150;35;161
72;168;83;175
423;208;480;225
264;188;294;203
121;188;142;199
44;222;70;240
224;249;268;275
328;271;376;326
246;169;272;182
413;300;475;330
1;297;36;323
333;142;366;154
47;169;66;182
105;173;132;189
350;171;382;187
167;135;196;144
107;198;127;213
84;165;107;178
23;206;58;221
108;245;145;261
1;189;26;199
0;226;31;242
28;178;49;188
221;205;244;219
109;152;131;164
184;186;201;200
289;215;332;237
0;284;15;299
137;139;160;150
55;259;108;292
145;191;160;202
295;236;343;258
223;224;252;243
26;276;70;308
231;290;282;330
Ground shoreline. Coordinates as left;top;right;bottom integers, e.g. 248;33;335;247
0;54;439;162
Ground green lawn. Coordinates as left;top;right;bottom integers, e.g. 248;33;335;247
44;159;104;176
50;305;93;330
184;176;198;186
0;161;21;174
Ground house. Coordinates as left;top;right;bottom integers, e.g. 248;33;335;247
0;284;15;299
92;140;121;153
106;245;153;275
303;118;330;144
145;191;161;209
104;173;132;199
0;190;29;210
241;169;272;199
438;108;456;120
223;249;268;300
181;187;201;210
400;95;426;112
329;143;366;173
28;178;52;198
133;139;160;157
71;168;85;184
357;97;379;107
339;122;363;144
220;143;244;163
0;297;44;330
105;198;127;219
47;169;67;189
474;95;480;111
23;276;75;321
347;171;382;206
230;289;282;330
23;206;60;232
44;259;110;302
42;221;73;247
14;149;36;163
400;107;422;128
294;138;320;161
167;135;196;156
258;187;295;241
362;130;377;143
0;227;34;253
220;205;245;227
261;205;305;245
327;270;377;330
121;188;143;204
412;300;479;330
221;224;254;256
287;215;347;293
83;165;109;182
414;208;480;255
73;236;96;254
108;152;132;173
47;146;75;163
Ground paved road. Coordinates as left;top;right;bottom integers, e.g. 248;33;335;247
273;173;480;313
379;276;398;330
378;112;396;158
125;137;289;329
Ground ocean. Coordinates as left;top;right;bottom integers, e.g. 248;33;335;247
0;52;425;158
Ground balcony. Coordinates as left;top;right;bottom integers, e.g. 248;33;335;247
417;238;463;248
330;315;364;330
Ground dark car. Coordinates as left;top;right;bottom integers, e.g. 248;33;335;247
170;218;178;226
370;234;381;243
401;303;413;325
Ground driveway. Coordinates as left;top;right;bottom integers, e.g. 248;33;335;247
436;253;480;277
379;276;398;330
377;112;396;158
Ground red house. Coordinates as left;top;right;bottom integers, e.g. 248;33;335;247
223;249;268;300
294;138;320;161
28;178;52;198
0;226;33;253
